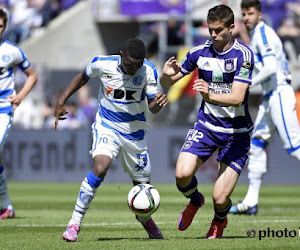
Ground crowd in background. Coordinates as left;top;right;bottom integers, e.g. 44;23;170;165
0;0;81;44
3;0;300;130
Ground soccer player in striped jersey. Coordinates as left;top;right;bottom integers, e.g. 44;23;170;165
54;38;167;242
0;9;38;220
160;4;254;239
230;0;300;215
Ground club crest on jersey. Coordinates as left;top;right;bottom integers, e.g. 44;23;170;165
224;59;234;72
133;76;143;86
1;55;10;62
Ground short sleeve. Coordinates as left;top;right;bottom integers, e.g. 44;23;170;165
180;49;199;75
16;47;31;71
85;56;102;78
234;48;254;85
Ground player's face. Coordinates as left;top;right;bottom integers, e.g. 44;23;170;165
0;18;6;39
120;51;144;76
208;20;234;51
242;7;262;31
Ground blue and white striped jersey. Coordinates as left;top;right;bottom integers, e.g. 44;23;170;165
181;39;254;134
0;40;31;114
85;55;159;141
250;21;291;96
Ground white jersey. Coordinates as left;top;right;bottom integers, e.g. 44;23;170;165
85;55;159;141
250;21;291;96
249;22;300;158
0;40;31;114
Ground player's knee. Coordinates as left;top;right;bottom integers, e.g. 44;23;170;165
248;140;267;175
248;171;264;179
289;147;300;161
175;175;192;187
175;165;194;185
249;139;267;158
93;155;112;178
212;194;228;206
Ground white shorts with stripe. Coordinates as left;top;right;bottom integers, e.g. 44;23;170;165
90;121;151;183
0;113;13;152
252;84;300;151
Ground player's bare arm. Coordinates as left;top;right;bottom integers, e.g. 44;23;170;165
54;71;89;130
148;92;168;114
193;79;248;107
160;56;183;88
6;66;38;108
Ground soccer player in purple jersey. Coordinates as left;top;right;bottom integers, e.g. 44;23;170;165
160;4;254;239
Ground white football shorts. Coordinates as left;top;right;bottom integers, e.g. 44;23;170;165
0;113;12;152
90;121;151;183
252;84;300;150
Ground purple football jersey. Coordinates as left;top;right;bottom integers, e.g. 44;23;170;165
181;39;254;134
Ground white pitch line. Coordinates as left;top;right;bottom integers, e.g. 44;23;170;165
0;221;174;228
0;219;299;228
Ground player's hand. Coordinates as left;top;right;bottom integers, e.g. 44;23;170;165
193;79;210;100
154;92;168;107
6;94;23;109
162;56;181;76
53;103;68;130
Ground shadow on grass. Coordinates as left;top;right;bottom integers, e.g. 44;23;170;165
97;236;248;241
97;237;166;241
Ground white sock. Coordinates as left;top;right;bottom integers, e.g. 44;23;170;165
69;177;98;226
243;178;262;207
0;166;12;209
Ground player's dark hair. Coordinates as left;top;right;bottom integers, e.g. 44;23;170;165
207;4;234;28
0;9;7;27
122;38;146;59
241;0;262;12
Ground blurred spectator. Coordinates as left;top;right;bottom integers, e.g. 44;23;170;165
77;85;98;126
13;91;44;129
45;100;88;130
3;0;80;44
277;15;300;68
42;88;64;124
60;0;79;10
5;0;44;44
167;20;184;46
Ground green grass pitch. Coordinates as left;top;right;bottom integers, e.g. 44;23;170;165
0;182;299;249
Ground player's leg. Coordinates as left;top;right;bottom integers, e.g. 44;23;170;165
271;86;300;160
175;126;214;231
242;138;269;208
0;114;14;220
176;152;205;231
206;163;238;239
207;132;250;238
122;139;163;239
63;124;120;242
62;155;111;242
230;102;273;215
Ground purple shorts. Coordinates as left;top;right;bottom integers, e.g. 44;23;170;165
181;122;251;174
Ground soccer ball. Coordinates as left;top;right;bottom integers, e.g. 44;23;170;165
127;184;160;217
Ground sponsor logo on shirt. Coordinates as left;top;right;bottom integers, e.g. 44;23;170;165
238;67;250;78
212;70;223;82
